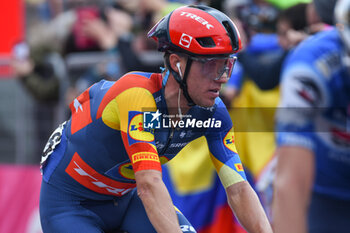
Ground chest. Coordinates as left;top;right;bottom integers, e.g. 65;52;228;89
154;128;204;161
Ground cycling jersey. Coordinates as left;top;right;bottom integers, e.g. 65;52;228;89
41;71;246;200
276;29;350;200
40;71;247;232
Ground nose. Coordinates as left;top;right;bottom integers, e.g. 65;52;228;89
215;73;229;83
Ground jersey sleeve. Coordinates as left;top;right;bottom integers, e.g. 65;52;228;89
276;57;329;151
101;78;161;173
205;100;247;188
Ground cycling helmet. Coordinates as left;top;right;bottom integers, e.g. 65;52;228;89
148;5;241;56
148;5;241;105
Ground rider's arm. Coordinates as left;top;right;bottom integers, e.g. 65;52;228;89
113;75;181;232
209;141;272;233
272;146;314;233
226;181;272;233
206;101;272;233
272;59;324;232
135;170;181;233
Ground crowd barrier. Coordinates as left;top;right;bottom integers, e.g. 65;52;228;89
0;164;42;233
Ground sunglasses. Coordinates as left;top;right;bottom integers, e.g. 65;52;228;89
189;56;237;81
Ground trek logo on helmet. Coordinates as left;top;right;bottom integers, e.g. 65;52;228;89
179;33;193;48
179;11;214;30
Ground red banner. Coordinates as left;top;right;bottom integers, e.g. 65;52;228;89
0;0;25;78
0;165;42;233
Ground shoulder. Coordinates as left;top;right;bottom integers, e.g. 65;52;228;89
280;29;343;108
284;29;342;76
289;29;340;58
116;72;163;94
199;98;233;132
100;72;162;100
96;73;161;117
194;98;229;118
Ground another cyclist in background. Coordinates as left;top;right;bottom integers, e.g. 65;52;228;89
39;5;272;233
273;0;350;232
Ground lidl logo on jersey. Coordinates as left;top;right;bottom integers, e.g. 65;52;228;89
128;111;155;146
143;110;162;129
223;130;238;153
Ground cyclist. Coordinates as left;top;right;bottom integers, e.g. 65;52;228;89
273;0;350;232
40;5;272;233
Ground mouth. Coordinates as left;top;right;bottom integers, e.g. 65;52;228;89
208;88;220;97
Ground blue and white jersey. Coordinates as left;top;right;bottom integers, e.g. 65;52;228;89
276;29;350;200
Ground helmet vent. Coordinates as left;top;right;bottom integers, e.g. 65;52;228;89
222;21;238;50
196;37;216;47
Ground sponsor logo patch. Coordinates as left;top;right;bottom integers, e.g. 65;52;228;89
235;163;244;172
65;153;135;196
179;11;214;30
295;76;321;106
128;111;154;145
132;152;159;163
179;33;193;48
223;131;238;153
119;162;135;180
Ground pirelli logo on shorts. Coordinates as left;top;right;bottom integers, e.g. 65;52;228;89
132;152;159;163
235;163;244;172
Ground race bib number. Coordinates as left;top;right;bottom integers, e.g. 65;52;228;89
41;121;66;166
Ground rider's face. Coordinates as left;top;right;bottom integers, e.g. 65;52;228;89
186;59;229;107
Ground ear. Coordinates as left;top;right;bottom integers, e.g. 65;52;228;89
168;53;182;73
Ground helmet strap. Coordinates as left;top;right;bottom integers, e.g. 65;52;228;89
177;88;183;119
166;57;195;106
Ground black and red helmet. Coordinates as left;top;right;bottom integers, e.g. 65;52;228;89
148;5;242;57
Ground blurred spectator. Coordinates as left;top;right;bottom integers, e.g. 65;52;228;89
11;42;60;102
10;1;125;162
114;0;185;73
235;2;285;91
276;3;308;50
312;0;337;25
10;39;62;163
276;2;331;51
230;1;279;41
238;33;285;91
305;1;328;33
60;4;131;104
221;0;283;104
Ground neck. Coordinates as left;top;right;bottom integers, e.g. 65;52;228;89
163;72;190;117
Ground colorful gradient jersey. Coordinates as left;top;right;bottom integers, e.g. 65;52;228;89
42;72;246;200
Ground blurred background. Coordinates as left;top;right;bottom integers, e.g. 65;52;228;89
0;0;326;232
